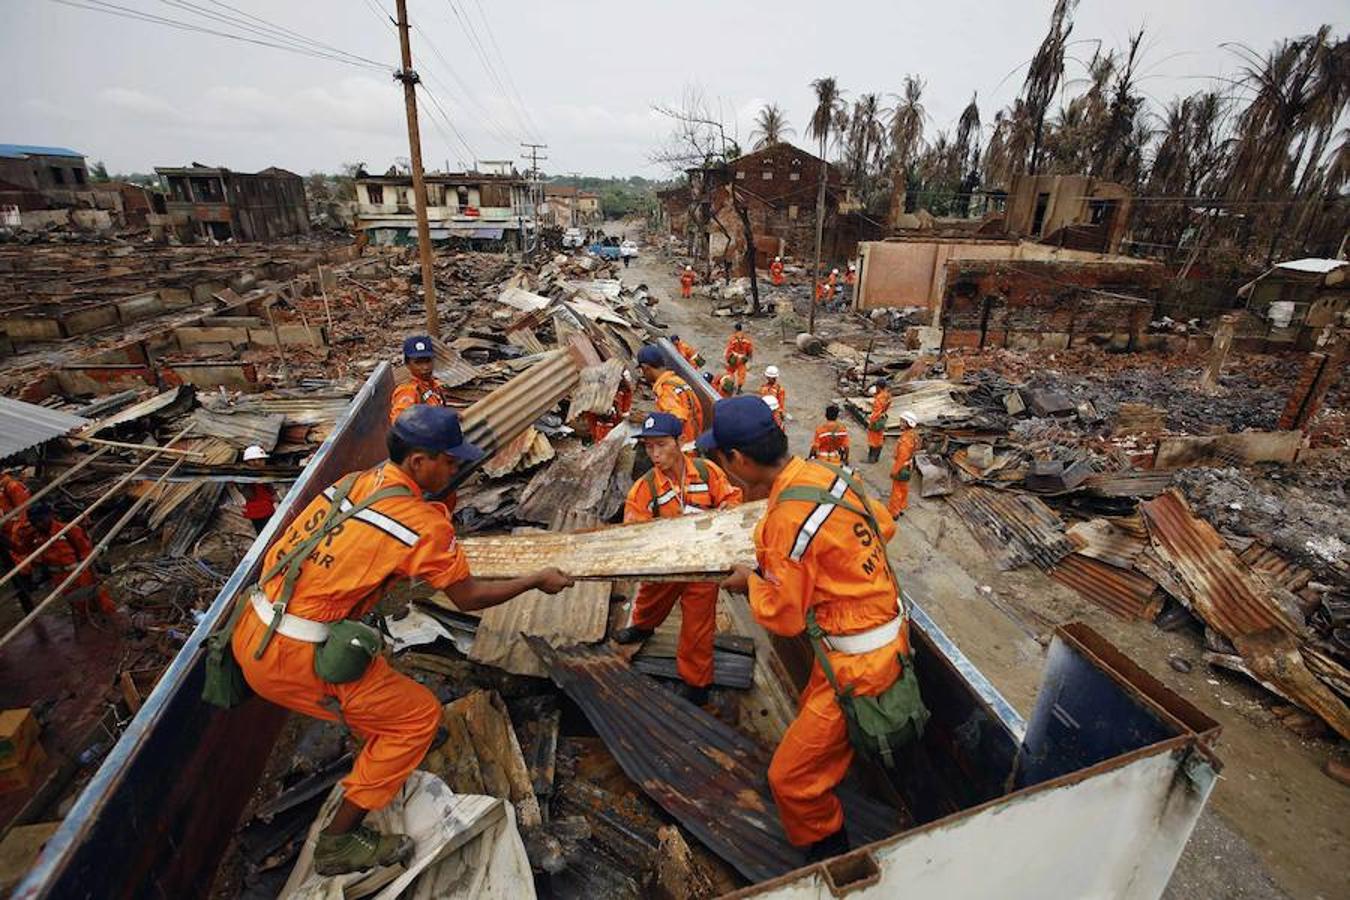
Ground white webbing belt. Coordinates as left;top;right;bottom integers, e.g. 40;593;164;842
823;615;903;655
250;589;331;643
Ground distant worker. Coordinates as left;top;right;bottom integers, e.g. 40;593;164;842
705;396;923;862
671;334;704;367
844;263;857;287
0;470;34;612
636;344;704;449
231;406;573;876
613;412;742;705
888;414;920;517
21;502;117;620
680;265;696;298
815;268;839;303
585;369;634;444
759;365;786;419
389;335;449;423
715;371;737;399
866;379;891;464
240;445;279;536
769;256;785;286
724;322;754;391
809;405;851;465
762;392;784;427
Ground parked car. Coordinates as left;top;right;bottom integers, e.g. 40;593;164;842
620;240;639;258
588;235;623;260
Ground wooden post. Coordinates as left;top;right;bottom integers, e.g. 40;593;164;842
1200;313;1238;393
394;0;440;338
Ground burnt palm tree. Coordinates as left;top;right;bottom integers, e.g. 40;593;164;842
1022;0;1078;173
750;103;793;150
887;75;927;224
808;76;844;332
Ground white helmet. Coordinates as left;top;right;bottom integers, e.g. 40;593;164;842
762;394;780;411
900;413;918;427
765;365;780;379
685;264;692;271
774;255;782;262
831;268;839;275
848;262;857;270
243;445;268;462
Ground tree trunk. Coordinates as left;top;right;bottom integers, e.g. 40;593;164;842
887;161;908;227
732;184;761;315
810;134;828;335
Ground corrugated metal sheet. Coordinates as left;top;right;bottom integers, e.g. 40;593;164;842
1239;542;1313;594
1050;554;1161;621
189;409;284;450
567;358;626;419
947;486;1075;571
1139;489;1301;640
528;640;902;882
433;341;482;389
480;427;553;478
0;396;89;460
1065;517;1148;570
453;579;610;677
1082;469;1175;498
461;500;764;581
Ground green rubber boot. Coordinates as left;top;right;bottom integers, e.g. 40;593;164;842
314;825;415;876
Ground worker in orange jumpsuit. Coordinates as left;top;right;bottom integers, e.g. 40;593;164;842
715;371;737;399
669;334;703;367
389;335;449;424
679;265;696;298
704;396;910;862
866;379;891;463
769;256;785;286
240;445;279;536
585;369;634;444
815;268;838;303
759;365;787;420
0;471;35;612
844;263;857;287
724;322;754;392
635;345;703;449
888;414;920;517
809;405;851;465
21;502;117;619
613;412;741;704
231;406;573;876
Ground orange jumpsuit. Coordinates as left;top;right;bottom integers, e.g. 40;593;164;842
844;268;856;286
888;429;919;517
232;462;466;812
750;457;908;846
19;518;116;615
815;273;837;302
674;339;702;367
866;389;891;450
716;374;737;399
389;374;449;424
725;332;754;389
680;270;696;298
0;474;32;546
759;380;786;421
653;371;704;448
585;383;633;443
624;458;741;687
809;423;851;465
769;260;785;286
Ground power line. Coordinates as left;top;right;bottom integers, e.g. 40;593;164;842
164;0;388;68
469;0;542;140
444;0;536;142
418;82;478;164
411;22;519;147
50;0;388;72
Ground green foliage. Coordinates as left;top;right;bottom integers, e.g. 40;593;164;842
549;174;660;218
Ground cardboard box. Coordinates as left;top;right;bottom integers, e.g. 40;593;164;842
0;822;61;893
0;709;38;769
0;741;46;794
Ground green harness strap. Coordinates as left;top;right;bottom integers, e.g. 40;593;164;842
774;461;910;698
644;457;709;517
251;470;413;660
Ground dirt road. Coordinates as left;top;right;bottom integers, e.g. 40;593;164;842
612;228;1345;900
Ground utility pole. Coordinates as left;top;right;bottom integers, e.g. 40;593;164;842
521;142;547;257
567;171;582;229
393;0;439;337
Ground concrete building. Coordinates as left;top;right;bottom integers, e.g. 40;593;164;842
0;145;90;192
542;185;601;227
999;173;1134;254
353;166;531;248
154;164;310;242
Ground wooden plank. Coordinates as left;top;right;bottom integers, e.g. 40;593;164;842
1154;431;1302;468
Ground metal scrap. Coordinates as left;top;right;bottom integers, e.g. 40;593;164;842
946;486;1076;571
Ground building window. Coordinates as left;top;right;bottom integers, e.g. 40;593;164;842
73;167;86;186
789;172;800;181
49;166;65;185
367;184;384;205
762;171;773;180
735;171;745;180
788;205;799;220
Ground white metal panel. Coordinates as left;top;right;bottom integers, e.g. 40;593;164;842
732;747;1215;900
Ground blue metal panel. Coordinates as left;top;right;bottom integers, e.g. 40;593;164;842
0;145;85;159
16;365;394;900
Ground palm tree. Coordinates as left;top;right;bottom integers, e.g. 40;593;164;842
952;93;982;215
807;76;844;333
847;94;884;186
1022;0;1078;173
750;103;793;150
887;75;926;224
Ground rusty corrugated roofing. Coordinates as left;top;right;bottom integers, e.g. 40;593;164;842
1139;489;1301;641
527;640;901;882
1082;468;1175;498
1050;554;1161;620
947;486;1075;571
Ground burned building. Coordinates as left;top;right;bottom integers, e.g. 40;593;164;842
354;164;531;249
0;144;151;232
155;164;310;242
997;173;1134;254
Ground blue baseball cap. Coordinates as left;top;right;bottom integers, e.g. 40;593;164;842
402;335;435;359
391;405;485;462
695;395;781;455
636;344;665;367
636;411;683;439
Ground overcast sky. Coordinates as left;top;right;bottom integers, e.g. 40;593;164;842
3;0;1344;179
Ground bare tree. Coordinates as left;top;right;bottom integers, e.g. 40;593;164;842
652;89;763;313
